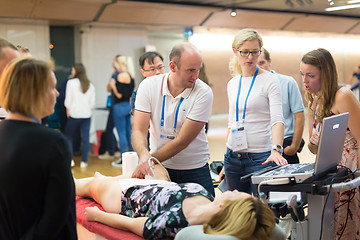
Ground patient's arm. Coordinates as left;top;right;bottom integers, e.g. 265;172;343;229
85;206;147;237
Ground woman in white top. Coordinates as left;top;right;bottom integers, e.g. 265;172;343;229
220;28;287;194
64;63;95;168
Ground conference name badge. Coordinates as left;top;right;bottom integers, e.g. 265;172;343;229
228;123;248;152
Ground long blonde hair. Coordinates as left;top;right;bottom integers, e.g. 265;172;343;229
203;197;275;240
113;55;135;78
229;28;263;77
301;48;339;123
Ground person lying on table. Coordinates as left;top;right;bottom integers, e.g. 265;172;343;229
75;164;277;240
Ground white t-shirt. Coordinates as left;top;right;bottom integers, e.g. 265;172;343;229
64;78;95;119
135;72;213;170
227;71;284;152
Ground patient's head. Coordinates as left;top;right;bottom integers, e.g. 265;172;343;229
204;195;275;240
0;58;58;118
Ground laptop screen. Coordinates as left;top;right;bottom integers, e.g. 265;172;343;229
314;112;349;175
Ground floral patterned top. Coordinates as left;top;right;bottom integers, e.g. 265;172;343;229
120;182;214;240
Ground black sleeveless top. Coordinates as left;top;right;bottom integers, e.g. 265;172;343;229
112;71;135;104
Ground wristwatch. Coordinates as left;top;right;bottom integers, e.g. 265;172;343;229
271;144;283;155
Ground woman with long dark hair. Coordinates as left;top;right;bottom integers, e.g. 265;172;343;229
64;63;95;168
301;48;360;239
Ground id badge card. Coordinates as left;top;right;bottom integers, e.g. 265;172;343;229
228;123;248;152
159;133;175;146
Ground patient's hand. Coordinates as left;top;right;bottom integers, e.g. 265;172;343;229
85;206;103;222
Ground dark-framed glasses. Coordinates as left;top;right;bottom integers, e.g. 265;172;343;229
236;49;262;57
143;65;165;73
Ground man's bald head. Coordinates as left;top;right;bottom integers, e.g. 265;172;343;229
169;42;202;69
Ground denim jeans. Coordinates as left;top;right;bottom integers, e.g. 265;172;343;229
166;163;215;196
113;102;133;155
64;117;91;163
224;148;276;195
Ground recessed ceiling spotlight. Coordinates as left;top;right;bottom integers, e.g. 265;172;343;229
296;0;304;6
285;0;294;7
230;9;237;17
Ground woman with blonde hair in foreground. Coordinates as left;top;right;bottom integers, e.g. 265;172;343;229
75;165;278;240
0;58;76;239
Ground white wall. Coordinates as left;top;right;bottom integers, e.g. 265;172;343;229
148;32;185;71
0;19;186;112
0;18;50;61
76;23;148;108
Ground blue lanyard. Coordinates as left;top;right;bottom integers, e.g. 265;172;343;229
312;103;321;132
160;95;184;130
236;66;259;122
29;115;40;124
14;112;40;124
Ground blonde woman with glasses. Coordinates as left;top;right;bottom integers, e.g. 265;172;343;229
219;28;287;195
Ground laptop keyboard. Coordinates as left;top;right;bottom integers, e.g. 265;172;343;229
292;162;315;173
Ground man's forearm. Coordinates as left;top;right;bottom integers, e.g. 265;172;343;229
132;130;150;159
152;137;189;162
291;111;305;149
152;120;205;162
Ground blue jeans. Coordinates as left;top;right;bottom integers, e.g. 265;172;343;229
166;163;215;196
64;117;91;163
224;148;276;195
113;102;133;155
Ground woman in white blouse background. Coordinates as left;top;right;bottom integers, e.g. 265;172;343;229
219;28;288;195
64;63;95;168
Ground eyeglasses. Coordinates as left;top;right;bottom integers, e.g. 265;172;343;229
143;65;165;73
236;49;262;57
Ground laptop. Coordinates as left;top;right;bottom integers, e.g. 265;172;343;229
251;112;349;184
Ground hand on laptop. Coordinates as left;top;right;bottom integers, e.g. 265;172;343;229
263;151;288;166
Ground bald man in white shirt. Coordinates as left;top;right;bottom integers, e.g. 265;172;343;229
132;43;215;196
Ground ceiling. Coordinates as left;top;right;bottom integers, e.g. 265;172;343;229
1;0;360;34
